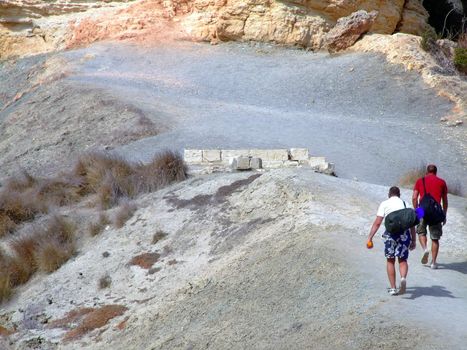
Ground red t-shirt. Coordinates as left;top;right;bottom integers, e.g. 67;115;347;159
414;174;448;204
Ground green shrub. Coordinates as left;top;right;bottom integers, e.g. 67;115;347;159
454;47;467;73
420;28;437;52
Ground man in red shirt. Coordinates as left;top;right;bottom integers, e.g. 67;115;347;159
412;164;448;269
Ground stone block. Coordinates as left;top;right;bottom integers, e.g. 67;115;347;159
308;157;327;169
202;150;221;163
319;162;335;174
231;156;251;170
249;149;288;161
289;148;309;161
262;160;284;169
222;150;250;162
184;149;203;163
250;157;262;169
284;160;300;167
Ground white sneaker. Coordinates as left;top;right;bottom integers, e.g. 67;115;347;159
388;288;398;296
421;250;429;264
431;262;438;270
399;278;407;295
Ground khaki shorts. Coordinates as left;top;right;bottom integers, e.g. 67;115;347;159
417;218;443;240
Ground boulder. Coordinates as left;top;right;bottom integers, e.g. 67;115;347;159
324;10;378;53
231;156;251;170
250;157;262;170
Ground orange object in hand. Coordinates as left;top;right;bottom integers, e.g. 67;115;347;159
366;241;373;249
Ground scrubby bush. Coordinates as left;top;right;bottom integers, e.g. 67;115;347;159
454;47;467;73
0;215;76;303
152;230;168;245
457;33;467;49
134;151;188;193
75;150;187;208
88;212;110;237
0;188;48;236
98;274;111;289
35;177;81;206
420;27;438;52
113;201;136;229
73;153;134;196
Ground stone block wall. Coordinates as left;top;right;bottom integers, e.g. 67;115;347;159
184;148;335;174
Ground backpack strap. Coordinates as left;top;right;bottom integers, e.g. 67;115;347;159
422;176;427;195
403;201;406;208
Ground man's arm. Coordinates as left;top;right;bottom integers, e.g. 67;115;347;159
442;186;448;225
367;216;383;243
412;189;419;208
409;226;416;250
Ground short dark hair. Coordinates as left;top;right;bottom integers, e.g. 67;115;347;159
388;186;400;197
427;164;437;174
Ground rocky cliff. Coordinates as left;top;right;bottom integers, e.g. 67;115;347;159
0;0;430;59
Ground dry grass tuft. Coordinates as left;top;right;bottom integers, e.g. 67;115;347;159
10;235;37;281
35;177;82;206
34;215;76;273
129;252;160;269
0;151;187;231
98;274;111;289
0;215;76;303
0;275;12;304
113;201;136;229
458;33;467;49
0;213;16;238
152;230;167;245
34;240;75;273
74;153;134;196
4;171;37;192
0;189;48;235
134;151;188;193
88;212;110;237
48;305;128;341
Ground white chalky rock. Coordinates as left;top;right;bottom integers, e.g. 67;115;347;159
308;157;327;169
202;150;221;163
249;149;289;161
184;149;203;163
250;157;262;169
289;148;309;161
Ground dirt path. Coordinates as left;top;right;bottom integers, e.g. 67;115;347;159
1;41;465;191
80;169;467;350
61;41;466;191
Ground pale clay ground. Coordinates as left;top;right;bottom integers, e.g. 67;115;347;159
1;169;466;349
0;40;466;349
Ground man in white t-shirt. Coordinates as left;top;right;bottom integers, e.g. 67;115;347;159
367;186;416;296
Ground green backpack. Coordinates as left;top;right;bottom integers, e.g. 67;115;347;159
384;201;419;234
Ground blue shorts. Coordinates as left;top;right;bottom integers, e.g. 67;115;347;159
382;230;411;260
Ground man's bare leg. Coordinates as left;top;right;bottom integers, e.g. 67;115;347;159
398;258;408;278
431;239;439;266
419;234;428;251
387;258;396;289
398;258;408;294
419;234;429;264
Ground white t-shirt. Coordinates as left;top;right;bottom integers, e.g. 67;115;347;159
376;196;412;218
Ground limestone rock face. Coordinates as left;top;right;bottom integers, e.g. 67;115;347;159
183;0;427;49
0;0;430;58
324;10;377;53
397;0;430;35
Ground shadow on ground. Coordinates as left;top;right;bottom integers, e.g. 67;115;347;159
437;262;467;274
403;285;456;300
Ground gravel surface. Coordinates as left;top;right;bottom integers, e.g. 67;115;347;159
61;41;465;191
